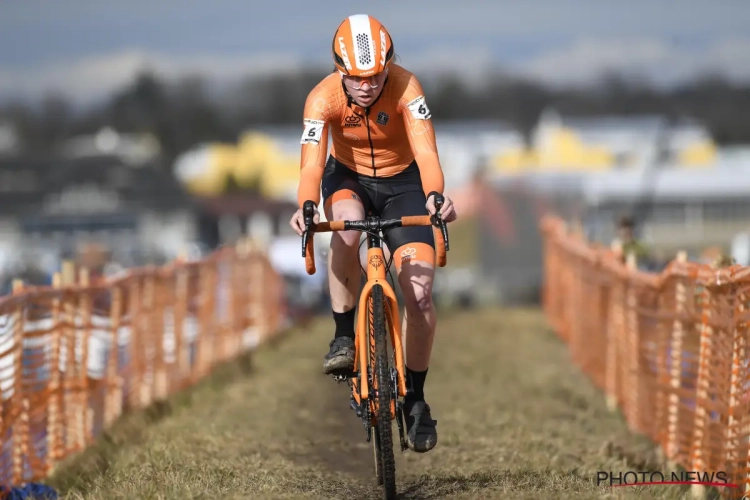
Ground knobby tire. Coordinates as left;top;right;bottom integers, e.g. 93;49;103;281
374;427;383;486
371;284;396;499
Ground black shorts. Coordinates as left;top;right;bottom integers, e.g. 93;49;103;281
321;155;434;253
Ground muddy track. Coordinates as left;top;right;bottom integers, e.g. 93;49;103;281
290;365;376;481
49;308;696;500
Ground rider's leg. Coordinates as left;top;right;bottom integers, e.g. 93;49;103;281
382;189;439;453
320;157;373;373
321;189;366;373
393;243;439;453
394;245;437;389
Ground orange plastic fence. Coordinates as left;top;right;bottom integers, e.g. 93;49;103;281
0;241;285;488
541;215;750;499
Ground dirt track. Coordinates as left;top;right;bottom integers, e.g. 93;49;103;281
49;308;707;499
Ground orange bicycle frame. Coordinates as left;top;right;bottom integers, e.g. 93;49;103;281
355;244;406;400
303;214;447;408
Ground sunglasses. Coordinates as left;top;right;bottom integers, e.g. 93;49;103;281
340;70;387;90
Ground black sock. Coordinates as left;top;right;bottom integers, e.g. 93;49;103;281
333;309;356;340
405;367;428;401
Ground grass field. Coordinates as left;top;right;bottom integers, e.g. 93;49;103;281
47;308;716;499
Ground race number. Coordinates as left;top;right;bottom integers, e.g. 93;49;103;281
406;96;431;120
301;119;325;145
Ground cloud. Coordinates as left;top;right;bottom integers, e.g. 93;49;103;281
397;45;497;89
512;37;750;88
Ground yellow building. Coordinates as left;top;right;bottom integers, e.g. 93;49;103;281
173;128;304;201
172;111;719;198
491;107;717;175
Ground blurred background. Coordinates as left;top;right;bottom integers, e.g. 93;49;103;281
1;0;749;313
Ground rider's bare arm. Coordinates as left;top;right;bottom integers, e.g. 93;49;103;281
297;83;332;209
399;75;445;197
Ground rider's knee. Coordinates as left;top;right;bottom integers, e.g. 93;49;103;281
325;190;365;249
335;228;361;248
330;219;361;248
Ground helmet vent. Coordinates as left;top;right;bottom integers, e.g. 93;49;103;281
356;33;371;66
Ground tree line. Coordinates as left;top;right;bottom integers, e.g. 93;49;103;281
2;68;749;168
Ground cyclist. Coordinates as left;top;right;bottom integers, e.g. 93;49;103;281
289;13;457;453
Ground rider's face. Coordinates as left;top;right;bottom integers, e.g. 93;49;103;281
342;70;387;107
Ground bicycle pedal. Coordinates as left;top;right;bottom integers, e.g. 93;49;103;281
350;397;363;417
329;368;355;382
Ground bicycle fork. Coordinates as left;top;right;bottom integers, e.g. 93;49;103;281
392;366;408;451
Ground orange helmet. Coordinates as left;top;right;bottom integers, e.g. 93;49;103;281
332;14;394;77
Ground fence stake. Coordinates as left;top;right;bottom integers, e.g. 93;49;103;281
46;272;63;474
11;279;25;484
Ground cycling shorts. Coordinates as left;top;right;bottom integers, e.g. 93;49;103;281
321;155;435;267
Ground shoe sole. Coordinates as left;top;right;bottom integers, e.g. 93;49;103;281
323;355;355;374
406;434;438;453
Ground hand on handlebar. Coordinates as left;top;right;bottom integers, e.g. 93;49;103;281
426;192;453;252
426;193;457;223
290;202;319;237
299;200;321;257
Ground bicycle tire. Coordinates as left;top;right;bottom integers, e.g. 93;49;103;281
370;284;397;499
373;428;383;485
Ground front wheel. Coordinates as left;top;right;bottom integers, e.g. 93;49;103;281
370;284;396;499
373;429;383;486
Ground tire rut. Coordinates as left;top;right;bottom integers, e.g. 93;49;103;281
292;371;376;480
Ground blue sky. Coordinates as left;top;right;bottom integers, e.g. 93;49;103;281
1;0;749;103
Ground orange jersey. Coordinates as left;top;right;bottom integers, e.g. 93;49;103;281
297;64;444;208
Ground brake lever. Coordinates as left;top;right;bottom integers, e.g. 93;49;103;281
428;192;450;252
301;200;316;257
301;229;310;257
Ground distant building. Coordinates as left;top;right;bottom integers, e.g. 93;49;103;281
0;155;198;268
431;119;526;187
0;122;19;156
194;194;298;249
173;119;528;203
60;126;162;166
499;107;717;173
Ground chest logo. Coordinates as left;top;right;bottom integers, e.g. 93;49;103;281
376;111;389;126
344;114;362;128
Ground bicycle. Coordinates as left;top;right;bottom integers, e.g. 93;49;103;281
300;195;450;500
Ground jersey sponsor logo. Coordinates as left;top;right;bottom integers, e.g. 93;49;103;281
301;119;325;145
376;111;389;126
343;114;362;128
406;95;431;120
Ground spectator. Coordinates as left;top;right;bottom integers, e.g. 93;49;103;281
612;214;650;265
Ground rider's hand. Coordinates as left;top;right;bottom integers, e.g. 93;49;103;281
426;193;457;223
289;206;320;236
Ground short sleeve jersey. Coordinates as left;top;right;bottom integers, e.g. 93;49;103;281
297;64;444;208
